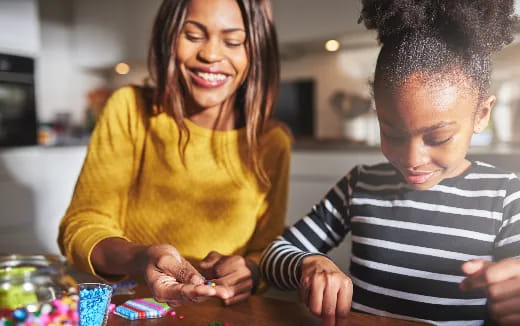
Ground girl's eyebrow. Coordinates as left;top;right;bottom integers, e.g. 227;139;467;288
417;121;456;133
184;20;246;34
381;119;456;134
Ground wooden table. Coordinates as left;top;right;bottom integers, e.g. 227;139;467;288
108;294;426;326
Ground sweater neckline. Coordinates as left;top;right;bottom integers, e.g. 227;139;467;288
184;117;247;138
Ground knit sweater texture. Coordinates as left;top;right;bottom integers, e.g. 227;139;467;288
58;86;291;277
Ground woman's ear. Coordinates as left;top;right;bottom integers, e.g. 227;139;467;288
473;95;496;133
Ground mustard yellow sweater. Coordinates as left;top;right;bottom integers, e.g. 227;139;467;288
58;86;291;277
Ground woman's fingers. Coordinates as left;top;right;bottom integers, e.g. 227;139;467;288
223;291;250;306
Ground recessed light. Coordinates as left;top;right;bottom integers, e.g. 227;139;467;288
325;39;340;52
115;62;130;75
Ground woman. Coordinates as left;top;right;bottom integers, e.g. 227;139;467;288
59;0;290;306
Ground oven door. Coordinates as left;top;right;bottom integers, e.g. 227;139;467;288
0;77;37;147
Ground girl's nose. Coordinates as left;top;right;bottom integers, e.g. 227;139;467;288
399;140;429;169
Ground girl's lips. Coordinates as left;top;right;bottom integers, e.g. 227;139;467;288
404;172;434;184
189;69;230;89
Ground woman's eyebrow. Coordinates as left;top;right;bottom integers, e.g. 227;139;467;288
184;20;245;34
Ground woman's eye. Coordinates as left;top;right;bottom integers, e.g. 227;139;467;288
225;40;243;47
186;33;204;41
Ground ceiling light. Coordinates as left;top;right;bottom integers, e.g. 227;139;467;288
115;62;130;75
325;39;341;52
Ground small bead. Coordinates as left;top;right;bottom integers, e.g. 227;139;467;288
168;310;177;316
178;315;185;320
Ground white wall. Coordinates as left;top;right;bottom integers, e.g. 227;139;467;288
72;0;160;69
0;0;40;56
37;0;106;124
272;0;364;44
281;47;379;139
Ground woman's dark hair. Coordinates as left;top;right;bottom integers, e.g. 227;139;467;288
148;0;279;185
359;0;518;99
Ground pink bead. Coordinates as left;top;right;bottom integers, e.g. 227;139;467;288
168;310;177;316
108;304;116;313
178;315;185;320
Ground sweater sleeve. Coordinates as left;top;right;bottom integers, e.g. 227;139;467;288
244;126;292;266
259;167;356;290
57;87;140;276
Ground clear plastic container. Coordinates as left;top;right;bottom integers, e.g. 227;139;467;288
0;254;77;309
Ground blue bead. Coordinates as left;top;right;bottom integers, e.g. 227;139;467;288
12;308;27;321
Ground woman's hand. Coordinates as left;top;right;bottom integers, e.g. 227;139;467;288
300;255;353;326
199;251;258;306
460;258;520;326
145;245;232;306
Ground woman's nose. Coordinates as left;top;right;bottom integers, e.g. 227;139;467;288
198;39;224;63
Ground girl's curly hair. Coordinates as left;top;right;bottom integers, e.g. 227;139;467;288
359;0;518;97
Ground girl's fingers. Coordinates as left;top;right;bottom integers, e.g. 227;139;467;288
336;279;353;319
308;272;326;317
487;277;520;302
461;259;520;292
494;313;520;326
321;277;339;326
489;297;520;320
460;260;493;292
300;276;312;307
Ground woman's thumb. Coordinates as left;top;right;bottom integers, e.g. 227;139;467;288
200;251;222;269
176;259;205;285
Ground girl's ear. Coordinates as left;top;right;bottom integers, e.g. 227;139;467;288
473;95;496;133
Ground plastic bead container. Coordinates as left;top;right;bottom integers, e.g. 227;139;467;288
78;283;113;326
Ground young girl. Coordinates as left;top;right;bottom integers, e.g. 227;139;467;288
260;0;519;325
59;0;290;306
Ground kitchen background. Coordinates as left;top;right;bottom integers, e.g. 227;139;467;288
1;0;520;277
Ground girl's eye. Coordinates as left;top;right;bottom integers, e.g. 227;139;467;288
426;136;452;146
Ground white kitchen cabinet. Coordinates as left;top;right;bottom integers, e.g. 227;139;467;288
0;0;40;56
0;146;86;255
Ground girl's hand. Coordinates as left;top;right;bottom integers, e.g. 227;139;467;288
460;259;520;325
199;251;258;306
144;245;232;306
300;255;353;326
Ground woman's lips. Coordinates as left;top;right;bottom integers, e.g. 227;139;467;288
189;69;230;88
404;172;434;184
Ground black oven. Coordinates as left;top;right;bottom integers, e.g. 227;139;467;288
0;54;37;147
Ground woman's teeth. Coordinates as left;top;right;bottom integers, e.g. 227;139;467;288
196;72;227;82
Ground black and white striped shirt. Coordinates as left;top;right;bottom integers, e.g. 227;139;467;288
260;161;520;326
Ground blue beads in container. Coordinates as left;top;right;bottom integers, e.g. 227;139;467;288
78;283;113;326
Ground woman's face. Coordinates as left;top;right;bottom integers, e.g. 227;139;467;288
375;75;494;190
176;0;248;112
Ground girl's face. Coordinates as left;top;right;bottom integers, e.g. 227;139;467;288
176;0;248;112
375;75;494;190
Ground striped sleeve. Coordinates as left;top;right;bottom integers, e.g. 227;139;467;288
260;168;355;290
494;175;520;260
